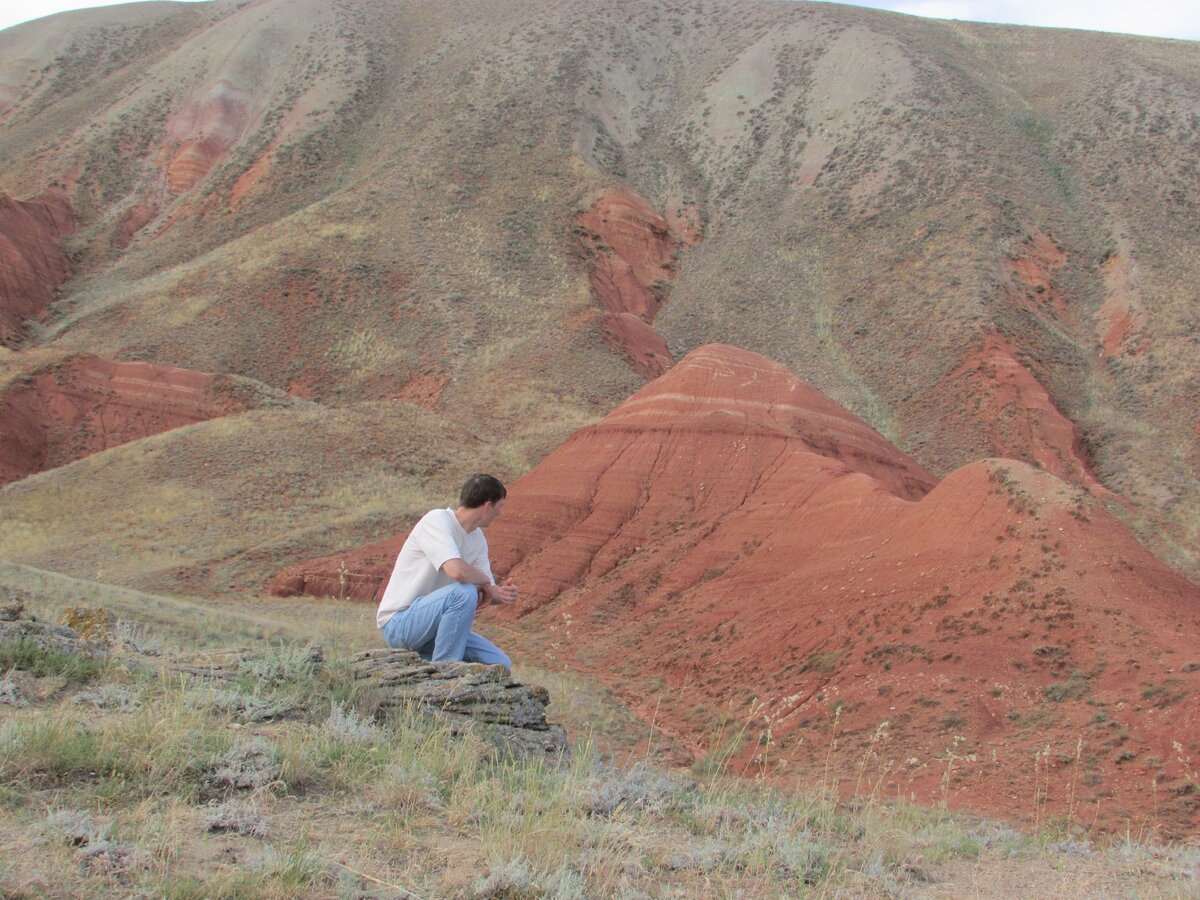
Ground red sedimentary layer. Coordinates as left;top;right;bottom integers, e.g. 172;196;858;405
394;372;449;410
1008;232;1069;321
158;80;249;197
0;355;256;483
1097;250;1148;357
0;189;75;346
575;189;695;378
228;100;315;205
269;535;405;603
602;313;677;382
270;344;1200;833
937;332;1103;491
117;201;159;248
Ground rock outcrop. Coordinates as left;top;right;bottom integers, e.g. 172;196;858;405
0;600;109;663
575;189;696;378
0;600;565;763
349;648;568;763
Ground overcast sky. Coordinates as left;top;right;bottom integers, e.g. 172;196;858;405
820;0;1200;40
1;0;1198;41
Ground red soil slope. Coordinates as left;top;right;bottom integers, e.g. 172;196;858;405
1097;247;1148;357
269;533;406;603
575;189;696;378
1009;232;1070;322
0;355;263;483
0;189;75;346
273;344;1200;833
115;79;252;246
159;80;249;197
936;332;1103;491
486;346;1200;834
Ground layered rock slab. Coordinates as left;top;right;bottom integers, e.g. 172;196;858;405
350;648;568;762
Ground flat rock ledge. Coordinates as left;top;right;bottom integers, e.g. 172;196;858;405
350;648;569;763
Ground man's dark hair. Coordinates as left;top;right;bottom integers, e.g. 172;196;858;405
460;473;506;509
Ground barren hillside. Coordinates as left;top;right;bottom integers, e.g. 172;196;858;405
280;345;1200;834
0;0;1197;586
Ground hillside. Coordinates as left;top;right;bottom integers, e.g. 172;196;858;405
279;345;1200;834
1;0;1199;844
0;0;1197;588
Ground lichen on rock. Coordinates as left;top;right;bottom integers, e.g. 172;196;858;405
350;648;569;763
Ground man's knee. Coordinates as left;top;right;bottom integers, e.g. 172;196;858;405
446;582;478;612
465;635;510;669
482;642;511;669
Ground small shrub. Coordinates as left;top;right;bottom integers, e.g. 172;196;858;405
207;737;281;793
587;762;689;817
1043;671;1090;702
204;798;269;838
46;807;105;846
200;687;294;723
237;644;322;687
322;700;383;742
73;684;140;711
800;651;841;673
0;638;107;681
472;856;542;899
1140;681;1185;708
114;619;162;656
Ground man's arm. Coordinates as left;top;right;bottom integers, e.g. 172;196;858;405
440;558;518;605
440;557;491;586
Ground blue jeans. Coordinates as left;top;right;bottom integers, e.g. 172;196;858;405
380;582;511;669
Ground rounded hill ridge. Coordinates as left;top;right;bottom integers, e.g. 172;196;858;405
1;0;1198;576
596;344;937;499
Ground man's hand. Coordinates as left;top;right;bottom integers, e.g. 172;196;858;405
480;578;519;606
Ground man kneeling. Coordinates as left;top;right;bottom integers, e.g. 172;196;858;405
377;473;517;669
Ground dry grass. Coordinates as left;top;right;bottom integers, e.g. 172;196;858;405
1;569;1197;897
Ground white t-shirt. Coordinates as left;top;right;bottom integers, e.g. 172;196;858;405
375;508;495;628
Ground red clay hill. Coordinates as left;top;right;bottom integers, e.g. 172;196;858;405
279;344;1200;835
0;180;295;482
0;353;293;484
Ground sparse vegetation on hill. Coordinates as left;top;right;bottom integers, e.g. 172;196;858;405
1;0;1198;579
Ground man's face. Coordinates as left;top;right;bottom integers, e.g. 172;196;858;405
480;498;505;526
